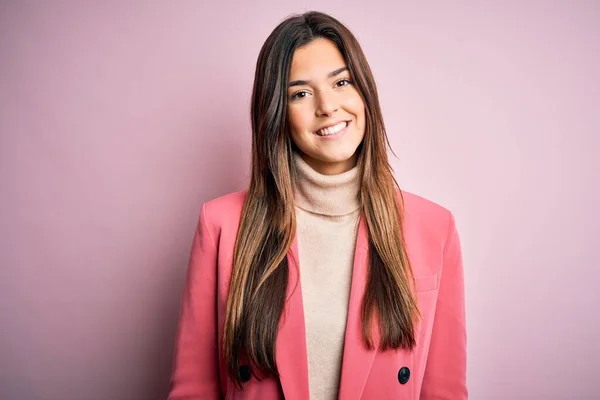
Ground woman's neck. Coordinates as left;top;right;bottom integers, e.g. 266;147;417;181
292;151;361;216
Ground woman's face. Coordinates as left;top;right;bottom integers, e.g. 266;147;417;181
287;38;366;175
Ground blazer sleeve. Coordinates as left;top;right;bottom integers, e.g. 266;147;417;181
168;203;222;400
420;212;468;399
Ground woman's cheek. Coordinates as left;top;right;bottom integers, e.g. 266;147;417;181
289;106;313;134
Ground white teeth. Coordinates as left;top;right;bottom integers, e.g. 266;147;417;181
316;121;347;136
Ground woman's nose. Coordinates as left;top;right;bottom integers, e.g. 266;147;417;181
315;90;339;116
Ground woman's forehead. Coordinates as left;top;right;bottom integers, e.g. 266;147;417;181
288;38;347;81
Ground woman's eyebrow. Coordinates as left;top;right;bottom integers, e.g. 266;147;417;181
288;66;348;88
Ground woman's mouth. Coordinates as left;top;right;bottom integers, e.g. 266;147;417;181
314;121;350;137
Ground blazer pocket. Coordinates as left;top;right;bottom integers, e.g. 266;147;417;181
414;274;438;293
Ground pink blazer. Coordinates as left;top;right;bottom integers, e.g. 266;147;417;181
168;190;467;400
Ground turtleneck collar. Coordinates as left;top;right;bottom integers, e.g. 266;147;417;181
292;151;361;217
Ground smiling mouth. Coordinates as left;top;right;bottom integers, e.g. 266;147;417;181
314;121;349;136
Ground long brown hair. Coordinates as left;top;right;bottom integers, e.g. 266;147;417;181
223;11;420;387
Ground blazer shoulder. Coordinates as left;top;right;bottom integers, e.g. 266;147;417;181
400;190;452;217
398;189;456;245
199;189;248;237
204;190;247;214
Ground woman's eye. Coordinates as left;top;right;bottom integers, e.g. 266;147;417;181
336;78;352;87
291;91;308;100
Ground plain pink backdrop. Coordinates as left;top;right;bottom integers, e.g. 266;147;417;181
1;2;598;399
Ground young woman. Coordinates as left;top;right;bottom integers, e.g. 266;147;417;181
168;11;467;400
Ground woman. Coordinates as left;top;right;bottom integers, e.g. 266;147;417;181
168;11;467;400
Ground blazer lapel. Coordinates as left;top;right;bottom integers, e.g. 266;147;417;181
337;216;379;400
275;235;310;400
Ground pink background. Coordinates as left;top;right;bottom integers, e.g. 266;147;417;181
1;2;598;399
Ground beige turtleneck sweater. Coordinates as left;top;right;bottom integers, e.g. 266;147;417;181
292;151;361;400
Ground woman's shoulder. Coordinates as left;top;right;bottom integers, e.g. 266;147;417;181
399;190;452;217
398;189;457;243
191;190;247;241
203;189;248;213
